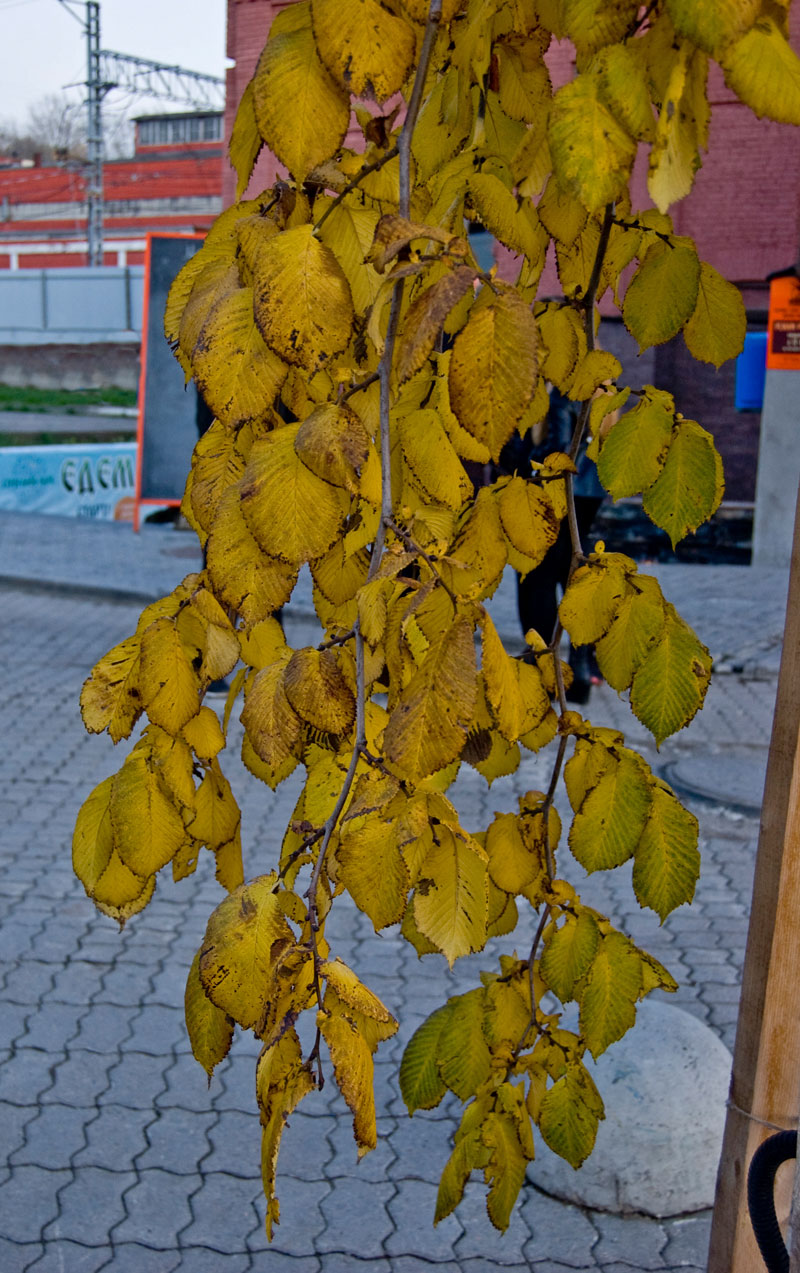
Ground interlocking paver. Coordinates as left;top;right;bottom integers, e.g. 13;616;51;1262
0;1102;36;1161
11;1103;90;1168
74;1106;152;1170
181;1173;261;1252
137;1108;216;1174
0;1238;44;1272
0;531;787;1271
25;1240;111;1272
44;1166;135;1246
111;1168;195;1248
0;1166;72;1242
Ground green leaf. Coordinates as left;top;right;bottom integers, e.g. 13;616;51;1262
399;1005;451;1114
435;1119;486;1224
622;240;701;352
642;418;724;546
439;990;492;1100
539;1063;603;1167
548;74;637;213
594;574;666;692
721;17;800;124
633;784;700;921
630;605;712;745
579;932;642;1059
569;749;653;872
596;393;674;499
540;910;600;1004
683;262;747;368
594;41;656;143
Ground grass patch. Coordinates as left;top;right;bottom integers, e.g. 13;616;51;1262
0;384;137;413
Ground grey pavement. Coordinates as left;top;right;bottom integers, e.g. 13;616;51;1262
0;507;791;1271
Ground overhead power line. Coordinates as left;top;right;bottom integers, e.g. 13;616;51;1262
98;52;224;111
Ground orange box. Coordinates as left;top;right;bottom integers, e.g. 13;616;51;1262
767;274;800;370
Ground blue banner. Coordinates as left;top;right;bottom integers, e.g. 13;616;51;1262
0;443;138;520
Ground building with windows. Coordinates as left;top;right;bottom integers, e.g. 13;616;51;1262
0;110;224;269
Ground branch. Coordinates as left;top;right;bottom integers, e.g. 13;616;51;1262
313;145;399;232
342;371;379;402
398;0;443;219
385;516;458;608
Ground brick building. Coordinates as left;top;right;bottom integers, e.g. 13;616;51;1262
0;110;224;269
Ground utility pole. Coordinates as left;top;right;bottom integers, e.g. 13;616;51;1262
86;0;104;267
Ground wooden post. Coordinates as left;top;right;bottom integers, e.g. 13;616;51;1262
708;482;800;1271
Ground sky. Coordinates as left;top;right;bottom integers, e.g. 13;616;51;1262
0;0;227;126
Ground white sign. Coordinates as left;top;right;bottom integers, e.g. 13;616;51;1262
0;443;138;520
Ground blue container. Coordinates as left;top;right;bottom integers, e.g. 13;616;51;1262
735;331;767;410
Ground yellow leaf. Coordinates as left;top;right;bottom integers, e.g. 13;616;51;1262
242;730;299;791
257;1029;315;1239
283;647;356;735
189;423;247;535
594;42;656;143
485;812;541;894
666;0;760;57
253;224;354;373
449;290;539;462
73;776;144;905
568;749;653;871
93;876;156;928
468;171;546;261
253;2;349;182
396;267;476;384
539;1062;603;1167
633;784;700;920
294;402;372;496
207;485;298;625
182;706;225;762
146;724;195;810
228;79;262;200
596;391;674;499
413;823;488;966
384;618;477;782
722;17;800;124
179;261;240;371
579;931;642;1059
80;635;142;743
561;0;639;54
317;198;383;317
193;287;289;429
683;262;746;368
647;44;707;214
536;302;584;389
139;617;200;734
594;573;666;692
482;1105;530;1232
630;605;711;744
185;949;234;1079
622;239;701;352
399;409;472;510
441;488;508;599
558;558;632;646
110;750;187;877
200;874;294;1030
497;476;560;569
642;418;724;547
480;613;526;742
537;175;588;246
566;349;622;402
322;959;397;1025
241;423;348;564
495;39;552;125
336;816;410;930
242;655;304;770
311;0;415;102
318;999;378;1154
548;74;637;213
190;762;241;850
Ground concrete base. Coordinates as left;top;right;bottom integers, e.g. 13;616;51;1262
527;1001;732;1218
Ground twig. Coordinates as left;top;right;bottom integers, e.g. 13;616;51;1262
343;372;379;402
314;145;399;232
385;517;458;608
398;0;443;219
317;628;355;651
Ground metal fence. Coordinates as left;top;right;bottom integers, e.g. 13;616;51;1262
0;266;144;344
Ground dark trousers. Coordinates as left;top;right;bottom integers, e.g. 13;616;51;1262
516;496;603;643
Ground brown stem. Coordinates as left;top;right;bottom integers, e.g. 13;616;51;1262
343;371;379;402
398;0;443;218
313;145;399;233
385;517;458;609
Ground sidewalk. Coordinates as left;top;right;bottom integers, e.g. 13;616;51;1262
0;509;791;1271
0;411;137;435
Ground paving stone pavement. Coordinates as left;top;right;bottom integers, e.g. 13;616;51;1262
0;510;791;1271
